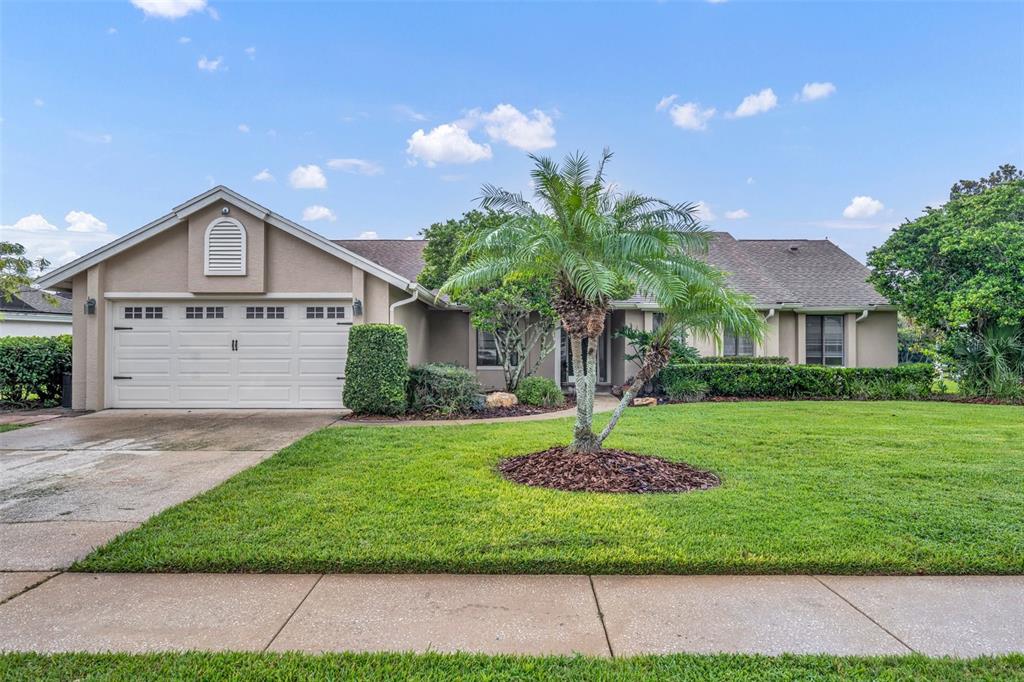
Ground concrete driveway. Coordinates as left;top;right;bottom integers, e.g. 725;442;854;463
0;410;340;570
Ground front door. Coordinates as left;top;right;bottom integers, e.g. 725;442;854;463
559;323;610;387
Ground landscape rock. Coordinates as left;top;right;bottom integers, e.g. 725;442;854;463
632;397;657;407
485;392;519;409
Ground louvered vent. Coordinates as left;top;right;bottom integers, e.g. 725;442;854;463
204;218;247;275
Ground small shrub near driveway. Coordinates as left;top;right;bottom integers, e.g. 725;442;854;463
0;335;71;405
699;356;789;365
342;324;408;415
659;362;936;400
515;376;564;407
407;363;480;416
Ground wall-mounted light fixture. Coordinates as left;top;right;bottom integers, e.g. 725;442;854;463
221;206;230;215
352;299;363;317
84;297;97;315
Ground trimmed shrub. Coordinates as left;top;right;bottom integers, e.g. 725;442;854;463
658;362;937;400
515;376;565;408
0;334;72;406
342;324;408;415
663;375;708;402
699;356;790;365
408;363;480;416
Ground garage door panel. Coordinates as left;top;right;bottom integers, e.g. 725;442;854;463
178;358;232;376
110;300;349;408
118;331;173;348
238;358;292;376
114;357;172;376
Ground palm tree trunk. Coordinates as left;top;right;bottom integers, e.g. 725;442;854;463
569;333;600;453
597;345;670;447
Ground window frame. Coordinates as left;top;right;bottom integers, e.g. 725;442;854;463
722;330;755;357
476;329;501;367
805;314;845;366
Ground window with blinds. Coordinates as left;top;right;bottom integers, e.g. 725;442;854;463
204;217;247;275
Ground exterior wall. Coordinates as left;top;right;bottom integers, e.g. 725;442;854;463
363;273;391;323
0;317;72;337
105;223;189;292
856;311;898;367
71;274;88;409
395;298;429;365
187;201;266;294
777;311;798;364
427;310;472;366
760;312;781;357
266;228;354;293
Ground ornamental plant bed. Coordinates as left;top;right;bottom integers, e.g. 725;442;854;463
342;399;575;422
498;446;721;493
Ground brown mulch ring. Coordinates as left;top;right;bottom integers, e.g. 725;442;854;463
342;400;575;422
498;446;721;494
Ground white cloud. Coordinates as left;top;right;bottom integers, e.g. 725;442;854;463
237;123;250;133
130;0;207;19
245;46;256;60
64;211;108;233
69;131;113;144
178;36;191;44
843;195;884;219
394;104;428;122
798;81;836;102
730;88;778;118
107;27;118;34
252;168;274;182
724;209;750;220
33;98;45;107
327;158;383;176
206;5;219;20
694;201;716;222
746;177;755;185
302;205;336;222
197;56;224;72
2;214;117;266
472;104;556;151
356;231;379;240
1;214;58;233
668;102;716;131
655;94;678;112
289;164;327;189
406;123;492;166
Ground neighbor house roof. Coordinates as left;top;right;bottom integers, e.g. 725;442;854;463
0;287;73;316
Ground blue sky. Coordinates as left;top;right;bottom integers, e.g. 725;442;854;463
2;1;1022;269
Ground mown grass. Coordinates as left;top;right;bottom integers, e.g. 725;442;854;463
2;652;1022;681
75;401;1024;575
0;423;26;434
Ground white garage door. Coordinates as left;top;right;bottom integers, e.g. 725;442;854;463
109;300;350;408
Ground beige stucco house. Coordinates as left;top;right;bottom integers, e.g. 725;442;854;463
36;186;897;410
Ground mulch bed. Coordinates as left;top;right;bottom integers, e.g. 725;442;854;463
498;446;721;494
342;400;575;422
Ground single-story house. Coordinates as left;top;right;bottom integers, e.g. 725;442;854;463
36;186;897;410
0;287;73;337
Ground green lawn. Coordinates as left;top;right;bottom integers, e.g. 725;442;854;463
75;401;1024;575
2;652;1022;681
0;423;26;434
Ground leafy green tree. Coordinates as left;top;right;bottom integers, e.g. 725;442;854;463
1;242;50;304
419;211;557;391
868;166;1024;396
443;150;763;453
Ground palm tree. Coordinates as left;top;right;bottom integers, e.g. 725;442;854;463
442;150;764;453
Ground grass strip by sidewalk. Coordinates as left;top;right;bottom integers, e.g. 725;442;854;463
2;652;1023;681
76;401;1024;575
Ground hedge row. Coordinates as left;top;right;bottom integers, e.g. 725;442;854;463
698;356;790;365
0;335;72;406
659;362;937;400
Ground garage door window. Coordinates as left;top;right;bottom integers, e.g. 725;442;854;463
327;306;345;319
267;306;285;319
245;306;264;319
186;306;224;319
125;306;143;319
306;306;324;319
144;306;163;319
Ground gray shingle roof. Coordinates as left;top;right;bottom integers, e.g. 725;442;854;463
333;239;426;282
0;287;73;315
332;233;888;309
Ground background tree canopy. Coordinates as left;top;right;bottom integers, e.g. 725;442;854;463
867;165;1024;333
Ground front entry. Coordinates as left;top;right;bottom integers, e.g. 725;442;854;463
108;299;350;408
559;325;610;388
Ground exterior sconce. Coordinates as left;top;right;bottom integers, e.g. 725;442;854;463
84;298;97;315
352;299;363;317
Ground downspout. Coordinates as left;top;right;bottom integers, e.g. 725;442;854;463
855;309;870;323
764;308;776;321
389;289;419;323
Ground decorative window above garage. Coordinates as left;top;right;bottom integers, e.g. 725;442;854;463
204;217;247;276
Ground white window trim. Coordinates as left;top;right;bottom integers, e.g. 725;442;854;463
204;217;247;276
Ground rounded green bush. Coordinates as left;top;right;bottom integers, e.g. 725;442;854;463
342;324;408;415
515;376;564;407
0;334;72;406
408;363;480;416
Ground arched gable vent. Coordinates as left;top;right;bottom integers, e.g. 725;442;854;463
204;217;247;275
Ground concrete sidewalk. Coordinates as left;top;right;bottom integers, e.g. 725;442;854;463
1;573;1021;657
